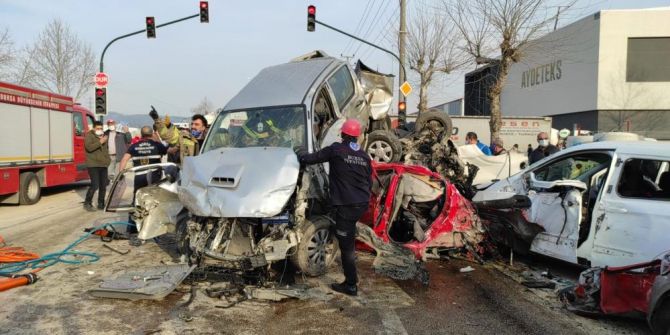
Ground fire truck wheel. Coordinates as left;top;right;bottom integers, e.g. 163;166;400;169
19;172;41;205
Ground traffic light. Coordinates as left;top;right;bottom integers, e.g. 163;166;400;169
95;88;107;115
398;101;406;115
146;16;156;38
307;5;316;32
200;1;209;23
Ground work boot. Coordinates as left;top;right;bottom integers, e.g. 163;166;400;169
97;202;105;210
83;203;96;212
330;282;357;296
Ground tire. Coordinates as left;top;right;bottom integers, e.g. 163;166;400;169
415;109;453;139
366;130;402;163
175;212;193;262
291;216;338;277
19;172;41;205
651;299;670;335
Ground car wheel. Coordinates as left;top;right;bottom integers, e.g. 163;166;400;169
292;216;338;277
175;212;193;262
19;172;41;205
366;130;402;163
415;109;453;138
651;299;670;335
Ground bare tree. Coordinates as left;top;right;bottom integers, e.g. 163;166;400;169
19;19;95;100
0;27;15;80
191;97;214;115
447;0;575;140
406;7;465;113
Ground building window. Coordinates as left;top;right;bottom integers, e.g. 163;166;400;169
626;37;670;82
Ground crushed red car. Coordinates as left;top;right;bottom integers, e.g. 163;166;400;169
354;162;485;282
559;251;670;335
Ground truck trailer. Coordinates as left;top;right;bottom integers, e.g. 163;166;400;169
0;81;96;205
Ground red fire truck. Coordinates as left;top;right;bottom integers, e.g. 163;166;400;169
0;81;96;205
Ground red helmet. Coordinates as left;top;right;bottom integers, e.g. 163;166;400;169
341;119;361;137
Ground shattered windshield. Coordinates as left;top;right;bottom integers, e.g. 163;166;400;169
202;106;306;152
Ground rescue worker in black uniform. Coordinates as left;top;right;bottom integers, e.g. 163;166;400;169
118;126;167;234
296;119;372;296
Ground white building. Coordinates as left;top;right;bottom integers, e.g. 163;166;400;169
496;7;670;139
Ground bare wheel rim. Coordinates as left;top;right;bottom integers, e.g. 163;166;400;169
367;140;393;162
27;177;39;200
306;228;333;268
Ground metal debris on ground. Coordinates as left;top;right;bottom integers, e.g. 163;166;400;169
459;266;475;273
88;264;195;300
356;223;429;285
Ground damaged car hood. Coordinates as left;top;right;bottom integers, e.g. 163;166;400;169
179;147;300;217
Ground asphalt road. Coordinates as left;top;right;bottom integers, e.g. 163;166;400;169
0;185;650;335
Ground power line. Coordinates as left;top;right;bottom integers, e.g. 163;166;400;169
343;0;378;56
352;0;390;57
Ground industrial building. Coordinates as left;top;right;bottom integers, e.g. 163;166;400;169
463;7;670;139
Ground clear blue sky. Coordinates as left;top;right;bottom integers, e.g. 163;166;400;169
1;0;668;117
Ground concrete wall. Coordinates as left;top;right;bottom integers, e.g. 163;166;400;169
501;14;601;117
597;8;670;110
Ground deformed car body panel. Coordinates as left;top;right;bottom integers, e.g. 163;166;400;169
179;147;300;218
361;162;484;260
355;60;394;121
457;144;528;185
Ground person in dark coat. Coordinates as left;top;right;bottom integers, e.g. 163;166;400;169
296;119;372;296
529;132;559;165
84;121;111;211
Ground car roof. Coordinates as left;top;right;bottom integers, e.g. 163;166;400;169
563;140;670;157
223;57;340;111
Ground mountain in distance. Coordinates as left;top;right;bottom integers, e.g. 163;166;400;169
105;112;192;129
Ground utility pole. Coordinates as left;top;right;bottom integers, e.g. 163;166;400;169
553;6;568;31
398;0;407;127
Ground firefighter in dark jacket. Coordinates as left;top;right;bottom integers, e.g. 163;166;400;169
296;119;372;296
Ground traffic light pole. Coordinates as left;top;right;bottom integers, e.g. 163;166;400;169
96;13;199;121
99;14;199;73
315;19;408;127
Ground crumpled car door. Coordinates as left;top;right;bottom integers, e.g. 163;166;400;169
526;174;587;264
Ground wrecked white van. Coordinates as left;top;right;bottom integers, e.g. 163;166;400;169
472;141;670;267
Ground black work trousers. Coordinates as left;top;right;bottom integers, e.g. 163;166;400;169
85;167;108;206
333;203;368;286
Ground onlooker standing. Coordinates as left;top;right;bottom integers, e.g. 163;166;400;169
529;132;559;165
104;119;131;180
84;121;111;211
465;132;492;156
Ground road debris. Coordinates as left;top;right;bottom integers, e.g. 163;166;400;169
88;264;195;300
459;266;475;273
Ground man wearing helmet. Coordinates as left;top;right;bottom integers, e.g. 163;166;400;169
295;118;372;296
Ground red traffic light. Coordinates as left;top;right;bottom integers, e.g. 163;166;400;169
96;88;104;97
146;17;154;24
200;1;209;23
307;5;316;32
